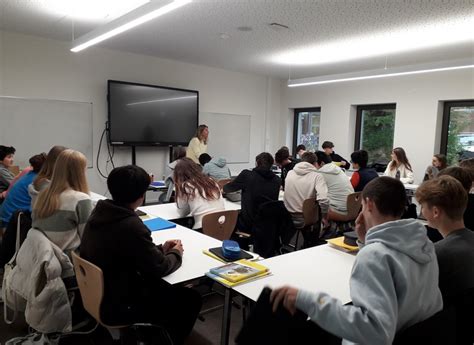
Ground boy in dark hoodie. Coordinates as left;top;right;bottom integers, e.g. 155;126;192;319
224;152;281;232
81;165;201;344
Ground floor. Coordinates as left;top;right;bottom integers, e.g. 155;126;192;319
0;286;247;345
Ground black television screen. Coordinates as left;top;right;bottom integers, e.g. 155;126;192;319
107;80;198;146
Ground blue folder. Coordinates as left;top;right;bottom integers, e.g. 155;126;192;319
150;181;166;187
143;217;177;232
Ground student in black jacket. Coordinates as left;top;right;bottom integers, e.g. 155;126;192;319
322;141;350;170
275;148;296;189
224;152;281;232
350;150;379;192
81;165;201;345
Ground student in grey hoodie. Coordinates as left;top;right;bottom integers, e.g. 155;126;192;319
271;177;443;345
199;153;231;180
315;151;354;214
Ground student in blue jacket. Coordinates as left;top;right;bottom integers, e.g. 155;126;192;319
271;177;443;344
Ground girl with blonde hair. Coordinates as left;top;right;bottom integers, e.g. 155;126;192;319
33;149;92;255
186;124;209;164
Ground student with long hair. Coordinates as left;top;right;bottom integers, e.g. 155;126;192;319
423;153;448;181
186;124;209;164
29;145;67;207
174;157;224;229
32;149;92;256
384;147;415;184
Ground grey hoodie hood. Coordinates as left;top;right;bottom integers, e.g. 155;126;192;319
211;157;227;168
318;162;342;176
293;161;319;176
365;219;435;264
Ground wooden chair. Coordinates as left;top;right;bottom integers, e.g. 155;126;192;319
217;178;232;190
71;252;172;344
288;198;321;251
328;192;362;223
202;210;238;241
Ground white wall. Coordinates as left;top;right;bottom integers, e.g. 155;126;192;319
0;30;283;194
281;70;474;183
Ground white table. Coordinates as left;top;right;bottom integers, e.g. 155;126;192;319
150;223;223;285
139;199;241;220
233;244;355;304
215;244;356;345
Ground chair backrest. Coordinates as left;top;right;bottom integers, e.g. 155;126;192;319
71;251;108;327
202;210;238;241
346;192;362;220
302;198;320;227
217;178;232;190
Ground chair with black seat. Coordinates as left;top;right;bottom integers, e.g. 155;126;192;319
253;200;296;258
288;197;322;250
217;178;232;190
202;210;238;241
71;252;172;345
392;306;456;345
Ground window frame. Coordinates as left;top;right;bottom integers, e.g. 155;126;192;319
354;103;396;151
293;107;321;156
440;100;474;156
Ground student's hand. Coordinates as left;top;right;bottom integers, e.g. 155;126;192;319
270;286;299;315
321;216;329;228
163;239;179;253
171;240;184;256
355;213;367;243
341;161;347;166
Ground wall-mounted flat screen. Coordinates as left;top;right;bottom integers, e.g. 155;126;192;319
108;80;198;146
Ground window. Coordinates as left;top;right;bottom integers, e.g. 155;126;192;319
441;100;474;165
355;104;396;164
293;107;321;154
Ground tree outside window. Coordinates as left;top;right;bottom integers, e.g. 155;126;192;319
293;108;321;154
355;104;396;165
441;101;474;165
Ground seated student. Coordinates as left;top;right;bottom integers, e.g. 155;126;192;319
1;153;46;226
384;147;415;184
162;146;186;203
295;144;306;160
459;158;474;192
0;145;16;203
275;148;297;189
271;177;443;344
81;165;201;345
224;152;281;232
29;145;67;207
315;151;354;214
199;153;231;180
32;149;92;256
174;157;224;230
438;166;474;232
350;150;379;192
416;176;474;301
321;141;350;170
284;152;329;247
424;153;448;181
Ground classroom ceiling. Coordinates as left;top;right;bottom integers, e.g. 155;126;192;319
1;0;473;80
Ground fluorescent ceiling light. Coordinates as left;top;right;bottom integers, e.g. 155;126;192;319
288;59;474;87
40;0;149;21
127;95;197;105
272;15;474;65
71;0;192;52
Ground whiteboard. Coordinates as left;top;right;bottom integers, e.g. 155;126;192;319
0;96;93;168
199;112;250;163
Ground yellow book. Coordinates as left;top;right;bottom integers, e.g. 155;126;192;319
202;249;226;263
206;270;271;288
209;260;269;283
327;236;359;252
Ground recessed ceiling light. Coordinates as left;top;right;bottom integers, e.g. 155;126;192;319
219;32;230;40
237;26;253;32
272;15;474;65
39;0;150;21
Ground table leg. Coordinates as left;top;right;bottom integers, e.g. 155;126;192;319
221;288;232;345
